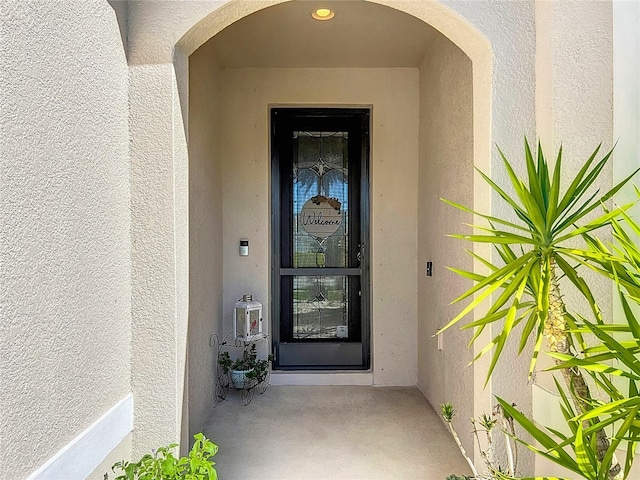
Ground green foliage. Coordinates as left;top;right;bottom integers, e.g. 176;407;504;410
218;344;273;382
479;412;498;431
446;475;472;480
547;209;640;478
439;139;637;382
112;433;218;480
440;138;640;478
488;206;640;479
217;350;232;372
442;402;456;422
495;374;638;480
496;392;594;479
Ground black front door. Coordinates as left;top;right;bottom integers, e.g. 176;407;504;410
271;108;370;369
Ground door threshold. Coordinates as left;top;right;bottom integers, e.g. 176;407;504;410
270;371;373;386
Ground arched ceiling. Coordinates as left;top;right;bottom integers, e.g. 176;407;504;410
206;1;440;68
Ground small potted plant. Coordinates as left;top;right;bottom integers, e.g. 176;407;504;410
218;344;272;390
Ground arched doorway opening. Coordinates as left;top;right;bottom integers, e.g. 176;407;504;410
178;0;492;456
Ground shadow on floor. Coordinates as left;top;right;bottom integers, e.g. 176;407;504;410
203;385;472;480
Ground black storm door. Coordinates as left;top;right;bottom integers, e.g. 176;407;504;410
271;108;370;369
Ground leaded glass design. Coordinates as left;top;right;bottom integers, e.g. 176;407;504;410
290;131;351;339
293;131;349;268
293;276;348;339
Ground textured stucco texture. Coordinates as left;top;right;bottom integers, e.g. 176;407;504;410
213;66;420;386
187;40;224;448
0;1;131;477
417;32;475;457
129;62;182;456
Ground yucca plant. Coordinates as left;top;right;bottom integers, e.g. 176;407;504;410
496;380;629;480
582;199;640;299
551;315;640;479
544;209;640;478
438;138;638;478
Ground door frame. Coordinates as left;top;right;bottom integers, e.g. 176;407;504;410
270;107;371;370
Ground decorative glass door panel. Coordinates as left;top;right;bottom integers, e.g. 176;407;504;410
292;276;349;340
272;109;369;369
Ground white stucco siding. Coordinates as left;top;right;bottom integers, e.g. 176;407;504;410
533;1;636;476
127;0;228;64
613;0;640;216
418;33;475;459
129;62;182;457
375;0;536;414
533;0;616;384
187;41;224;448
0;1;131;478
549;0;614;153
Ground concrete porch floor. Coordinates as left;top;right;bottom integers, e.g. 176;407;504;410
203;385;472;479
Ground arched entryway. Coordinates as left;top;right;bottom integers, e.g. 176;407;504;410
173;0;491;458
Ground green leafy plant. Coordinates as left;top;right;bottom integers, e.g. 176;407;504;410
541;208;640;478
495;201;640;479
217;350;233;373
112;433;218;480
218;344;273;383
460;197;640;479
439;139;638;478
495;372;636;480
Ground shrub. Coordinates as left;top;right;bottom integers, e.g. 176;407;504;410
112;433;217;480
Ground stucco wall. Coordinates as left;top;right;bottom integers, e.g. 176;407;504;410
531;0;614;444
375;2;535;468
130;62;186;456
0;1;131;477
417;34;475;457
216;67;419;386
533;1;637;476
613;0;640;211
534;0;614;336
187;41;224;446
443;0;537;420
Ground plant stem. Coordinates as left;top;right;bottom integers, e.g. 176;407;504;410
507;413;518;474
471;422;494;474
545;257;622;479
484;427;495;470
446;421;480;478
502;420;515;476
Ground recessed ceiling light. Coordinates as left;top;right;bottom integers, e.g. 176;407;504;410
312;8;335;21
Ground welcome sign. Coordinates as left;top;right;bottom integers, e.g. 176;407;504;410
299;195;342;239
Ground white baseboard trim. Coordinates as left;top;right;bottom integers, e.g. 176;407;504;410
270;372;374;386
28;393;134;480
